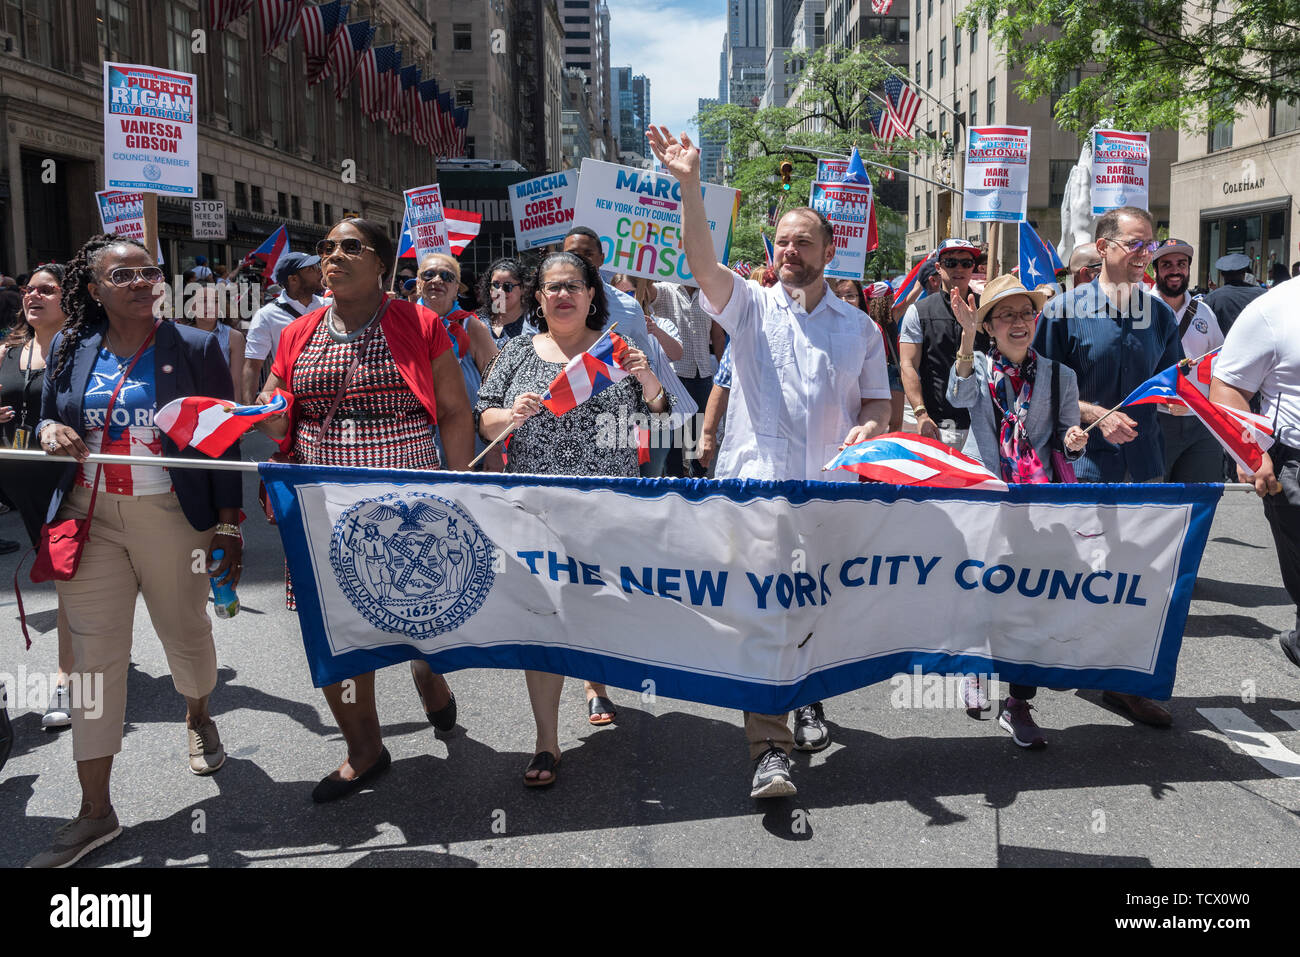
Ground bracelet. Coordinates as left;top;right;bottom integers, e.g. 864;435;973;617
648;386;667;405
955;350;976;362
913;405;927;417
213;523;243;540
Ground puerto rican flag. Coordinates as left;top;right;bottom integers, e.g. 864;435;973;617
540;331;632;417
210;0;254;30
1122;353;1274;473
243;224;289;279
156;390;293;457
893;249;937;306
328;19;374;100
761;231;775;269
299;0;349;84
824;433;1009;490
445;208;482;256
259;0;305;52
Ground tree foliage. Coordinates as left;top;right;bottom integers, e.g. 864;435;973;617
958;0;1300;135
698;41;932;275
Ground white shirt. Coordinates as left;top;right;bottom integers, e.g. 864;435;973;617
1159;294;1223;411
244;292;327;361
1215;278;1300;450
701;273;890;482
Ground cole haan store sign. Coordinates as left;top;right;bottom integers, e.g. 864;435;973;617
1223;176;1266;195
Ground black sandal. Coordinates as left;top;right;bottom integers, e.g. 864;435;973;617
524;750;559;788
587;695;617;726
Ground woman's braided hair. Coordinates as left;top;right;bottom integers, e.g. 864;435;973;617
53;233;150;378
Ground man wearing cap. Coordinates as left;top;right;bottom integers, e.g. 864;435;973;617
1151;238;1225;483
1068;242;1102;288
898;239;989;450
241;251;326;403
191;255;214;282
1204;253;1266;336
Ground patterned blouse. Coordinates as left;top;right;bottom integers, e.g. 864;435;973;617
474;334;656;478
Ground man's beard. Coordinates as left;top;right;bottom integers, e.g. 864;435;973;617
1156;274;1186;298
780;259;821;288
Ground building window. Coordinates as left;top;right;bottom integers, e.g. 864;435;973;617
166;4;192;73
969;91;977;127
926;51;932;88
225;33;245;135
1209;115;1233;152
987;77;996;124
250;186;263;214
313;200;322;224
234;181;248;210
915;60;921;84
914;192;920;229
267;56;286;147
926;190;932;228
940;38;947;78
939;112;946;137
1271;95;1300;137
6;0;58;67
292;195;302;221
1050;69;1081;114
324;203;333;223
303;82;320;161
927;0;933;16
465;136;476;158
277;192;288;217
970;25;977;52
430;21;435;49
916;3;921;28
453;22;472;50
98;0;132;61
201;173;216;200
455;83;474;109
954;29;961;66
1049;159;1075;208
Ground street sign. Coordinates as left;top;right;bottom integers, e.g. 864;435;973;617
192;200;227;239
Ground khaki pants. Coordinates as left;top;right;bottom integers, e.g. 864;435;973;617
56;486;217;761
745;711;795;760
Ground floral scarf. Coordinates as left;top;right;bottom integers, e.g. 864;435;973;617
987;347;1051;484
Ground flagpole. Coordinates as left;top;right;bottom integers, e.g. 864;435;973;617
0;448;260;472
1080;349;1225;436
779;144;960;195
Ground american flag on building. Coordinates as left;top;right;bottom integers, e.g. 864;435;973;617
871;0;895;13
392;65;421;135
417;79;440;153
300;0;349;84
259;0;305;53
357;44;401;120
209;0;253;30
884;74;920;139
328;19;375;101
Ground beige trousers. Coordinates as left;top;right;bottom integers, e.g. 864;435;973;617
744;711;795;760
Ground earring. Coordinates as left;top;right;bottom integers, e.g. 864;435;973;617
588;303;596;316
535;305;545;318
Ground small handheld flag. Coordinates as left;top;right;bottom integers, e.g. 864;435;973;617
540;331;631;416
243;224;289;280
155;390;293;457
444;208;483;257
823;433;1009;490
1018;222;1065;287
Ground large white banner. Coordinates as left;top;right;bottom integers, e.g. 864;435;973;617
103;62;197;196
95;190;162;262
509;170;579;250
810;180;875;281
263;466;1218;711
571;159;739;284
1092;129;1151;214
963;125;1031;223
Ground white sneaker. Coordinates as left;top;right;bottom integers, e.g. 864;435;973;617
959;675;989;717
41;683;71;730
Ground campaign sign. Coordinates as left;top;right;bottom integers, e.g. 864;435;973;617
95;190;163;261
1092;129;1150;214
963;125;1031;223
816;158;850;183
103;62;198;196
192;200;227;240
572;159;739;285
509;170;578;249
403;184;451;259
810;180;874;281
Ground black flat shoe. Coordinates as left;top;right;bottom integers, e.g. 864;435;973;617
412;666;457;734
311;747;391;803
587;695;617;726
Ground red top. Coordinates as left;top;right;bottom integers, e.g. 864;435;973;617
271;296;453;454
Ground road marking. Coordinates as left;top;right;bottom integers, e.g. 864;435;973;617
1197;707;1300;780
1273;710;1300;732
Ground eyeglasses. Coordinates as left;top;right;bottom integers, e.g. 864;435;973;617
539;281;589;296
1112;238;1160;255
103;266;165;287
420;268;458;283
491;281;519;292
402;278;418;292
940;258;976;269
990;307;1037;325
1083;261;1102;270
20;283;60;297
315;238;376;258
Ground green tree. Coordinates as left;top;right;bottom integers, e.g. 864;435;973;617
958;0;1300;134
698;41;930;277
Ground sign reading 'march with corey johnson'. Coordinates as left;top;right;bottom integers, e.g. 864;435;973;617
572;159;739;285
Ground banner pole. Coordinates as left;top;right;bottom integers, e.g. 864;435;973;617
0;448;258;472
142;191;159;261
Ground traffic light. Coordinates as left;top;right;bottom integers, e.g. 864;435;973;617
780;160;793;191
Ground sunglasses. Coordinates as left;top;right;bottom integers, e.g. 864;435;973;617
420;268;458;283
491;281;519;292
1112;238;1160;255
315;238;376;258
20;283;60;297
939;258;976;269
402;278;419;292
539;281;589;296
102;266;165;287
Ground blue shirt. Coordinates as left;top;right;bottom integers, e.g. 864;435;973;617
1032;280;1182;482
715;343;734;389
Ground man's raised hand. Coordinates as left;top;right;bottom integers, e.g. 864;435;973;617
646;126;699;182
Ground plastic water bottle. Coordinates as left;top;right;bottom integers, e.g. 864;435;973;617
208;548;240;619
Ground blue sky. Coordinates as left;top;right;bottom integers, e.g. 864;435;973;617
607;0;728;148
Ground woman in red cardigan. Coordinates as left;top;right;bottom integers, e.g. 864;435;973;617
256;218;474;802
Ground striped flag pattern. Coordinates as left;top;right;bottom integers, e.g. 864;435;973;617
300;0;349;84
824;433;1009;490
540;331;632;417
357;43;400;119
156;391;293;458
328;19;375;100
893;249;937;305
210;0;254;30
871;0;895;12
243;224;289;279
259;0;306;53
884;74;920;138
444;208;482;256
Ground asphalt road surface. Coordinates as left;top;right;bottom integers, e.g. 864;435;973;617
2;452;1297;868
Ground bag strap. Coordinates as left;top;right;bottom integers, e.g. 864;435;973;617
14;546;36;649
1048;358;1064;453
1178;297;1199;341
320;302;387;442
82;320;161;522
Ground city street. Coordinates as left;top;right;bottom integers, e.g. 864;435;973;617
2;440;1297;869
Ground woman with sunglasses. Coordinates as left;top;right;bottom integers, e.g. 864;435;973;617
475;251;670;787
947;273;1088;750
29;234;242;868
256;218;474;802
0;264;75;729
476;257;532;346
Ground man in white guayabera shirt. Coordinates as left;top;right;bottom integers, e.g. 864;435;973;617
648;125;891;800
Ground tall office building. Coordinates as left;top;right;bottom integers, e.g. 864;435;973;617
632;74;651;140
560;0;616;160
698;98;725;182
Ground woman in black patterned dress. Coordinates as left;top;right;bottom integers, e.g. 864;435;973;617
256;218;474;802
475;251;670;787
